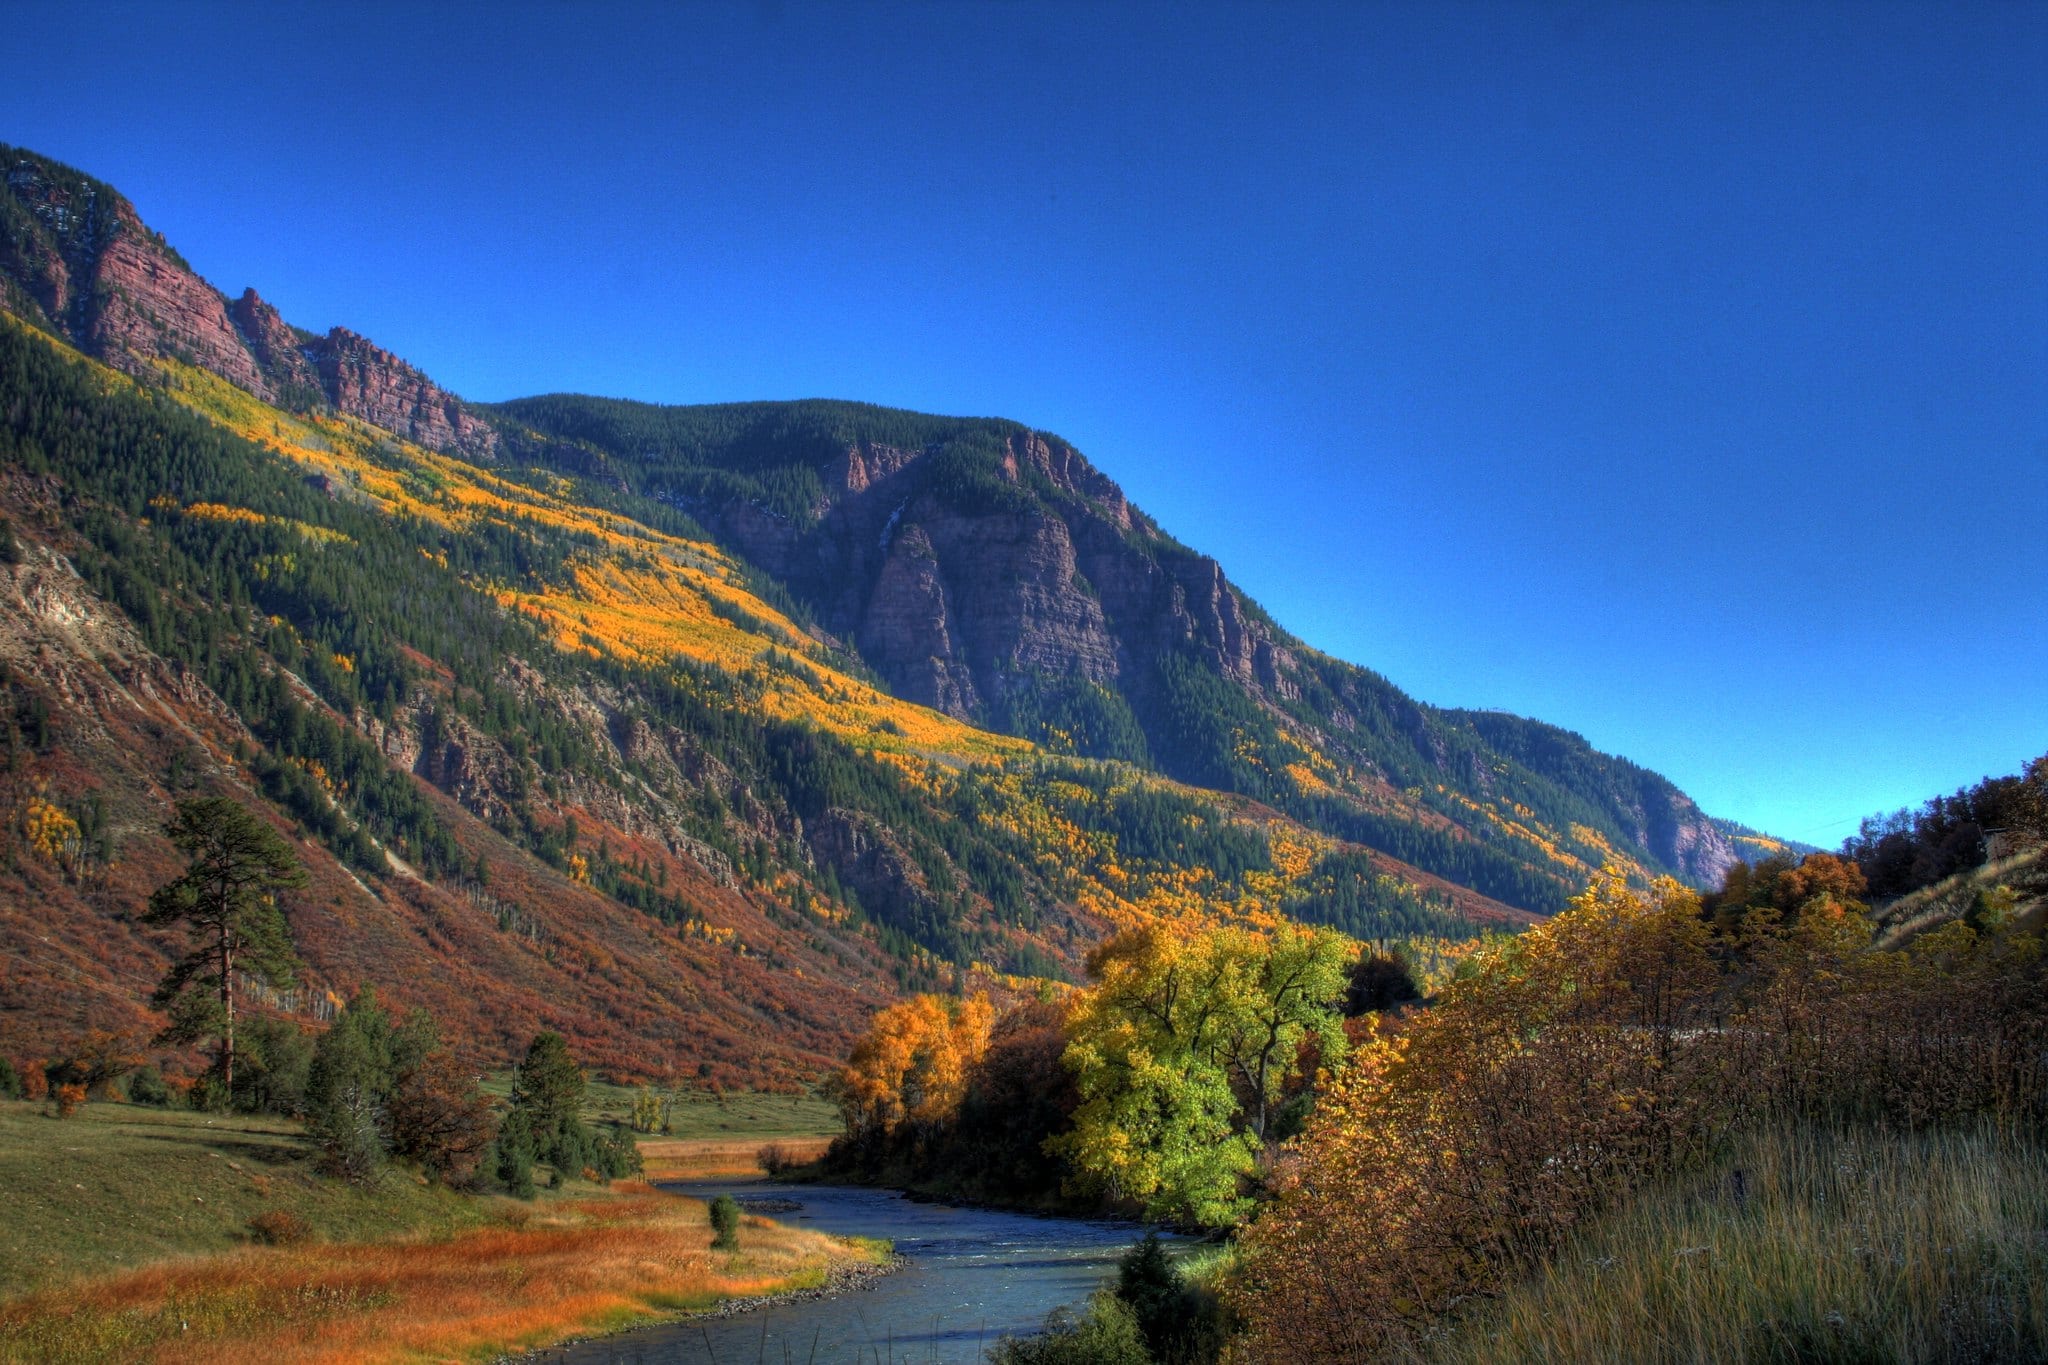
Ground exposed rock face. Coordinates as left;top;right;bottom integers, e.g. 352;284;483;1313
701;428;1291;727
632;416;1742;890
228;288;325;408
86;226;275;395
0;159;101;331
306;327;499;461
0;145;496;459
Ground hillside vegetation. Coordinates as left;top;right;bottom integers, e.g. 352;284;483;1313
0;138;1695;1093
813;815;2044;1360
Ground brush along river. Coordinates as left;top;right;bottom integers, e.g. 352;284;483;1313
545;1180;1189;1363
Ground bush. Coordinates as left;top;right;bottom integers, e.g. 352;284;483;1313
988;1292;1150;1365
235;1016;313;1116
491;1122;537;1199
1230;869;2048;1361
46;1029;142;1099
758;1140;796;1175
1116;1231;1224;1363
388;1050;495;1184
187;1073;230;1113
316;1089;386;1185
52;1083;86;1118
0;1057;21;1100
19;1060;47;1102
709;1194;740;1251
125;1065;172;1107
246;1209;312;1246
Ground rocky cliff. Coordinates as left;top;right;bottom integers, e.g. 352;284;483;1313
0;144;497;459
497;395;1742;894
0;138;1740;920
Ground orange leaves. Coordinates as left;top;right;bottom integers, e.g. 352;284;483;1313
1230;867;2048;1361
832;992;996;1138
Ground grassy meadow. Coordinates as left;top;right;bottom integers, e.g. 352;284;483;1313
0;1095;873;1364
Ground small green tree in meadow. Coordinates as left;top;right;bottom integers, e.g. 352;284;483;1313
501;1032;640;1189
307;987;396;1183
145;798;306;1097
708;1194;741;1251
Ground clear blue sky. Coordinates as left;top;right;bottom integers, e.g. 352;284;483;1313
6;2;2043;843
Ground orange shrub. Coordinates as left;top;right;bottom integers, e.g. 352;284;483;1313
1228;867;2048;1362
52;1083;86;1118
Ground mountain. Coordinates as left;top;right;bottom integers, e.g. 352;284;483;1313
485;397;1743;899
0;142;1752;1081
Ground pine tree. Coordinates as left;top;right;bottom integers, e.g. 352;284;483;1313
145;797;306;1096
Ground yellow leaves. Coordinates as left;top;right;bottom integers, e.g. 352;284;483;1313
146;358;1034;766
183;501;267;525
24;794;80;865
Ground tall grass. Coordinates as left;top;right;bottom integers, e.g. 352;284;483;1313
636;1134;833;1181
1416;1124;2048;1365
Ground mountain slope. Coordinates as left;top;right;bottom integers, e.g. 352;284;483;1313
492;393;1743;903
0;141;1759;1083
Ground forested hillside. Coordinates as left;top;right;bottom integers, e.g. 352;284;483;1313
0;141;1768;1086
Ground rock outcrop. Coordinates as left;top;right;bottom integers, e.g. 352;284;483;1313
1;144;496;459
305;326;499;461
228;288;325;409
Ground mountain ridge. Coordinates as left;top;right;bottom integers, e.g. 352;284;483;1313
0;140;1765;1083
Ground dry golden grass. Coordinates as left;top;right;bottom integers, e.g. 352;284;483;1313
0;1182;879;1364
1413;1125;2048;1365
636;1135;833;1181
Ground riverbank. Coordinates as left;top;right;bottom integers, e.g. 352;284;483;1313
536;1180;1180;1364
0;1100;885;1364
494;1243;904;1364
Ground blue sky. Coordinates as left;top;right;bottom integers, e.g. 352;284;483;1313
5;2;2043;842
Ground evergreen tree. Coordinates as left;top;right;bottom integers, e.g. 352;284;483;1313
306;987;396;1183
708;1194;740;1251
144;798;306;1096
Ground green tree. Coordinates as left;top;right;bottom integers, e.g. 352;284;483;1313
988;1293;1149;1365
1115;1230;1223;1363
235;1015;314;1115
144;798;306;1095
307;987;396;1183
708;1193;740;1250
508;1031;584;1158
502;1031;639;1184
1052;923;1350;1226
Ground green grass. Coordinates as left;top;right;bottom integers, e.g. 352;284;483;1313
479;1074;840;1138
0;1099;503;1299
1416;1124;2048;1364
0;1086;837;1303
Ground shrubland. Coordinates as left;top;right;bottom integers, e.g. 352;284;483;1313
1229;859;2045;1361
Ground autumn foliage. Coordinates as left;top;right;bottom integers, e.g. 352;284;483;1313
1228;867;2048;1361
831;992;996;1142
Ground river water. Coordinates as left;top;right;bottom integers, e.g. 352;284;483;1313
543;1180;1174;1364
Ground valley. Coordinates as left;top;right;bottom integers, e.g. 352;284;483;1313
0;133;2042;1365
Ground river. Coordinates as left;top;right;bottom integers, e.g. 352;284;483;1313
542;1180;1179;1364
